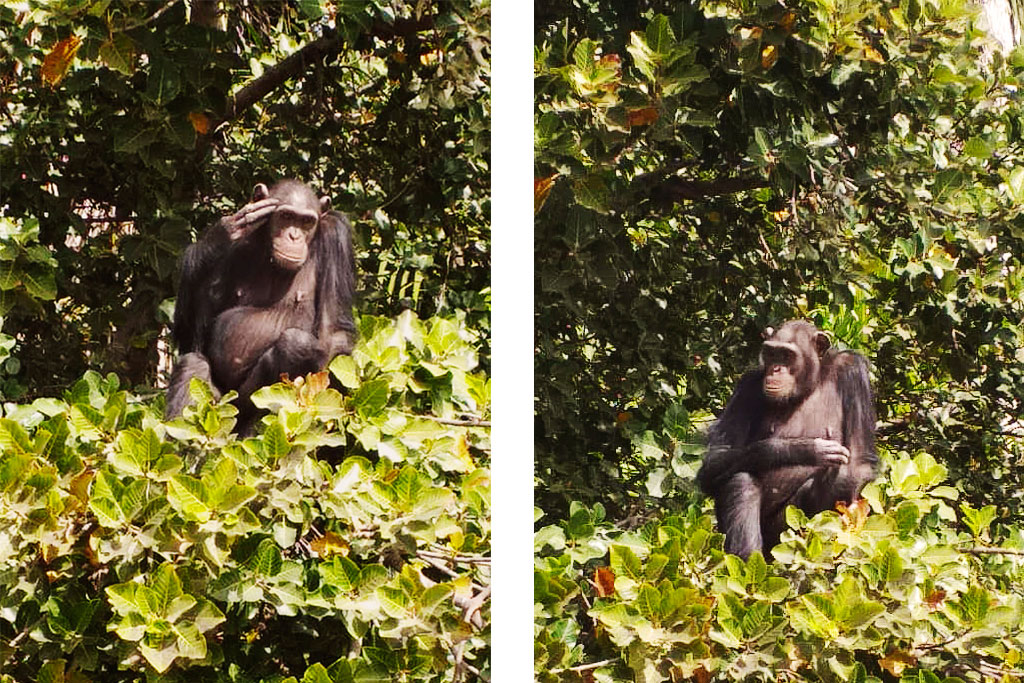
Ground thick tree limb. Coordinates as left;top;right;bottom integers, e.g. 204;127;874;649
221;16;435;125
224;33;339;122
650;175;769;202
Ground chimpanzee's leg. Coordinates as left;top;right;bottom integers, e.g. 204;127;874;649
234;328;327;434
165;352;220;418
716;472;763;559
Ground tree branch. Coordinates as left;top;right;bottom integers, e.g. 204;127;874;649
221;16;436;125
224;33;340;123
549;659;619;675
651;175;770;202
964;546;1024;557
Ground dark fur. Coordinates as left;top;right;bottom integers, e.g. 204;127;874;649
166;181;356;434
696;321;878;558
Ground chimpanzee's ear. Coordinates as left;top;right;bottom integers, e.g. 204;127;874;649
815;331;831;356
319;196;331;215
252;183;270;201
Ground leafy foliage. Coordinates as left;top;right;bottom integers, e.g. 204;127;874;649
0;312;491;681
535;450;1024;681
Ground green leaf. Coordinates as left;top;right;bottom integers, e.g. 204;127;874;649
352;378;390;418
110;428;161;476
192;599;225;634
962;136;991;159
98;33;135;75
148;563;184;615
254;540;284;577
572;175;610;213
168;474;211;522
21;263;56;300
302;663;333;683
958;585;990;623
329;354;360;388
321;556;361;591
877;546;904;582
1007;166;1024;202
171;620;207;660
645;14;674;56
145;57;181;105
113;125;157;154
635;584;661;621
609;545;643;581
296;0;323;20
263;421;291;458
106;582;142;616
37;659;66;683
0;418;32;455
961;504;997;538
139;640;179;673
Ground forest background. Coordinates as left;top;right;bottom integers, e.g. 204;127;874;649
535;0;1024;680
0;1;492;681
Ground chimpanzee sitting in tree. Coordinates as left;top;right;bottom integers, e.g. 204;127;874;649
696;320;878;559
165;179;356;434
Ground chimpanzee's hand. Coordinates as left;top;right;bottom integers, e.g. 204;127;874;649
812;438;849;466
222;197;280;241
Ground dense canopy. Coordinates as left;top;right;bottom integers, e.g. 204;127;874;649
535;0;1024;680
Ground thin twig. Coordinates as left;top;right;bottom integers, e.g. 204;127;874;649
420;415;491;427
0;617;44;668
549;658;619;675
455;585;490;631
424;546;490;564
419;554;460;580
121;0;180;30
964;546;1024;557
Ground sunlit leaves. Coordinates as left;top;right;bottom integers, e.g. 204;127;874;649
0;311;489;680
106;563;224;673
538;449;1024;680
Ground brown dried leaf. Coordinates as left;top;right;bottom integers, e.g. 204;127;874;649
864;46;885;63
837;497;870;531
924;589;947;608
627;107;659;127
310;531;350;558
304;371;329;396
534;173;558;215
188;111;211;135
593;566;615;597
41;35;82;87
879;650;917;677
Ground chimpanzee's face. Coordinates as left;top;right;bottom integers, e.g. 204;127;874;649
761;342;800;401
759;321;828;403
268;187;319;270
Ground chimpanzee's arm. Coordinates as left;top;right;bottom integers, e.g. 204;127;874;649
172;195;282;352
172;231;223;353
701;437;839;491
833;352;878;500
312;211;357;356
698;372;846;493
697;371;762;493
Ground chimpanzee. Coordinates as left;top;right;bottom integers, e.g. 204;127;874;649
165;179;356;434
696;320;877;559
